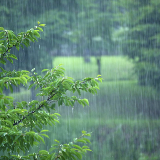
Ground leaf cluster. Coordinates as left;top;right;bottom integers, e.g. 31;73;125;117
0;21;44;64
0;22;102;159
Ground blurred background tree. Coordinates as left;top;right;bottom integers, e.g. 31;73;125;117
0;0;116;75
115;0;160;90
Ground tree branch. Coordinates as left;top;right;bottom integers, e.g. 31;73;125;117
13;90;57;126
12;78;93;126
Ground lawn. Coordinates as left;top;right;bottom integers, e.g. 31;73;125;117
53;56;135;81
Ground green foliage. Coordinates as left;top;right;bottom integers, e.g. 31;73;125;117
0;23;102;159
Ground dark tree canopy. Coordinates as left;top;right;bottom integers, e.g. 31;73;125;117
117;0;160;90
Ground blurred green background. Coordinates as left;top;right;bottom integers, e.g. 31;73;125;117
10;56;160;160
1;0;160;159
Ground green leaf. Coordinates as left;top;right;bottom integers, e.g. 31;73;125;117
15;44;20;50
54;139;59;143
76;139;87;143
84;148;92;151
54;113;61;116
0;66;5;71
51;103;56;109
82;146;89;149
31;68;35;72
97;77;103;82
41;134;49;139
7;57;13;64
84;133;91;137
81;138;91;143
0;27;4;30
76;88;81;95
39;150;49;155
8;108;27;114
2;120;13;127
0;31;4;39
49;147;57;153
0;59;6;64
37;27;43;32
82;130;86;134
61;151;68;159
4;96;13;100
36;135;45;143
71;150;82;160
23;38;30;47
72;144;83;151
70;155;77;160
60;155;65;160
83;99;89;106
39;24;46;27
50;153;56;159
28;83;34;90
54;119;59;123
21;76;27;84
40;130;49;133
33;30;40;37
41;69;49;72
28;36;35;42
9;84;13;93
9;54;17;60
21;156;30;159
58;99;63;106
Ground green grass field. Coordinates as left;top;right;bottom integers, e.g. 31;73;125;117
53;56;135;81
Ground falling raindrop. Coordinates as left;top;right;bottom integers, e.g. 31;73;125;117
1;0;160;159
72;107;74;114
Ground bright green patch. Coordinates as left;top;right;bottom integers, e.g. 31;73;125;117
53;56;136;81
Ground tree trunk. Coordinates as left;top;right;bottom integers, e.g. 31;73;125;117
96;56;101;75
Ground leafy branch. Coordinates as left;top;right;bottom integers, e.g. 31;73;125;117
12;66;102;126
0;21;45;64
0;22;102;159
